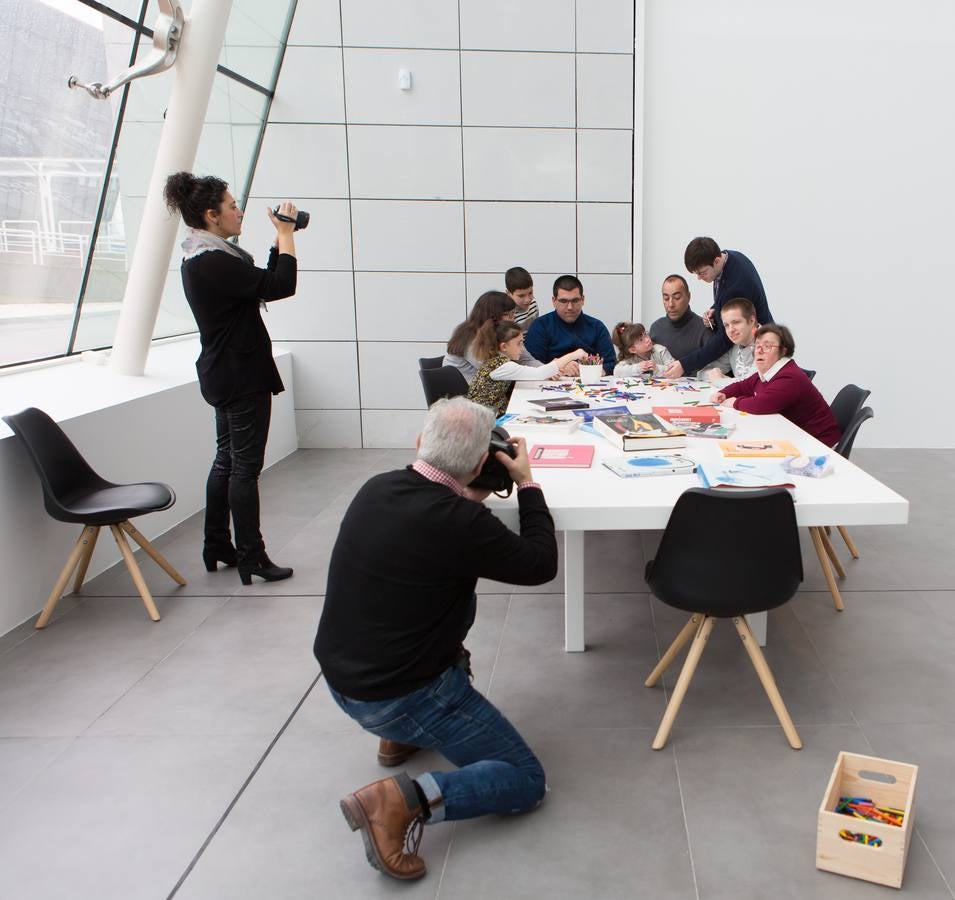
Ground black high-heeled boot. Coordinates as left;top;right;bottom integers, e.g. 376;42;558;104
203;544;238;572
238;553;293;585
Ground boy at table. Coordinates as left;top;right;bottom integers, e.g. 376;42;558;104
713;323;841;447
505;266;539;332
699;298;759;386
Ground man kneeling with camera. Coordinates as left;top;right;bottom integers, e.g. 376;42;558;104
314;396;558;881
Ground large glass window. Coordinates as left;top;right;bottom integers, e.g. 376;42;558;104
0;0;293;368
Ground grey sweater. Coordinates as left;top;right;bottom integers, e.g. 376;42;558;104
648;311;709;376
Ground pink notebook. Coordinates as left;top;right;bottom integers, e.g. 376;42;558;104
528;444;596;468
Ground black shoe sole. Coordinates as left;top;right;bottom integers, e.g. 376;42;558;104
339;796;426;881
238;567;293;585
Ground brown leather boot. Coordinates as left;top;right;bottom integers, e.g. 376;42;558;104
340;773;427;880
377;738;420;767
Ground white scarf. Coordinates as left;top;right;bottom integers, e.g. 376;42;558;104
181;227;255;265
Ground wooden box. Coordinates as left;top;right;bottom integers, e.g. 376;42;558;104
816;752;918;889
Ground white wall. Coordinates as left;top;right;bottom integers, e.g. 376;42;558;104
638;0;955;448
246;0;636;448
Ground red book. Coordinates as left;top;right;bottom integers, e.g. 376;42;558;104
528;444;595;468
652;405;721;425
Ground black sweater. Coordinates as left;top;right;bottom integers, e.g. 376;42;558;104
181;246;297;407
314;468;558;700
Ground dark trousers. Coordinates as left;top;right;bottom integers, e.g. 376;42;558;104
204;391;272;564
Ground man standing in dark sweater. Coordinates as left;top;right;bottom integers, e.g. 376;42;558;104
663;237;774;379
315;397;558;882
648;274;709;376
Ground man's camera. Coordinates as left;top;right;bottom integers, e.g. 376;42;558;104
468;426;515;496
272;206;310;231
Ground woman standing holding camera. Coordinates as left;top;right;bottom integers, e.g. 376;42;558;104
163;171;298;585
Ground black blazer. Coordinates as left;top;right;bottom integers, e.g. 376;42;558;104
181;246;297;407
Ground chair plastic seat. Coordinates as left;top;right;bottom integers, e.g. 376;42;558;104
59;482;176;525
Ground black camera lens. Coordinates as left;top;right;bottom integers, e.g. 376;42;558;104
272;207;310;231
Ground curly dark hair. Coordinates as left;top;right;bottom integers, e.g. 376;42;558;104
163;171;229;229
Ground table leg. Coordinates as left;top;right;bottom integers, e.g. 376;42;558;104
564;530;585;652
746;611;767;647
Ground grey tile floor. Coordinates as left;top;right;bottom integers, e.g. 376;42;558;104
0;448;953;899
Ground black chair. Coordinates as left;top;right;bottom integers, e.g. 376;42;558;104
418;355;444;370
823;406;875;571
644;488;804;750
836;405;873;459
2;408;185;627
810;389;873;611
419;365;469;407
830;384;871;436
800;368;817;382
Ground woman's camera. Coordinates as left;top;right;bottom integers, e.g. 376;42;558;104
272;206;310;231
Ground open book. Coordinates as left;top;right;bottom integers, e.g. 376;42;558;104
697;460;795;490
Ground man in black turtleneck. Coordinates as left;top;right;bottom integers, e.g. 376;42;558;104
648;274;709;376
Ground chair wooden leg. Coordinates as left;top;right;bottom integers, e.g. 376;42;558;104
837;525;860;560
645;614;702;687
110;524;161;622
35;526;96;629
819;527;846;579
652;615;714;751
119;521;186;586
810;527;844;611
733;616;802;749
71;526;101;593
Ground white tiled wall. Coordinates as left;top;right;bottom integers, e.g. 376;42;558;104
255;1;634;447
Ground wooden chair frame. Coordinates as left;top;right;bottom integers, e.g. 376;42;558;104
646;612;802;751
37;521;186;629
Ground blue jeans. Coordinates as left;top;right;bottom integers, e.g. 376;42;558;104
328;665;545;824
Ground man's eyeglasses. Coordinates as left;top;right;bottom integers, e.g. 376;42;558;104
555;298;584;306
754;343;781;352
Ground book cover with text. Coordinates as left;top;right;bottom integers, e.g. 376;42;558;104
528;444;596;468
719;439;800;458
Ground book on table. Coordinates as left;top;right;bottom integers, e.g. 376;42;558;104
651;405;721;426
719;439;800;458
527;397;591;411
684;422;736;439
570;404;629;424
602;454;697;479
499;413;582;434
528;444;595;468
697;460;796;490
591;412;687;451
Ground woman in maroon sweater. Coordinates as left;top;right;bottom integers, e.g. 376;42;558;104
714;324;842;447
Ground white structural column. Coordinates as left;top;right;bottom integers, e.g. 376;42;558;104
110;0;234;375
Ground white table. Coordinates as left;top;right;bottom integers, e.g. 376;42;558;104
486;378;909;651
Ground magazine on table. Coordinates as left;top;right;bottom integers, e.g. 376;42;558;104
498;414;582;434
684;422;737;439
697;460;796;490
602;454;697;479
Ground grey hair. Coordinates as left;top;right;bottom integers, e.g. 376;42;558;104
418;397;495;481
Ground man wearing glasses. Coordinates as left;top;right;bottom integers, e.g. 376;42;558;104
524;275;616;377
662;236;774;379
